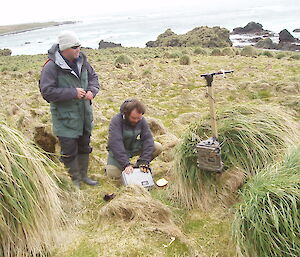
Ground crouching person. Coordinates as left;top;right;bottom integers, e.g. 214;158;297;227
106;99;162;179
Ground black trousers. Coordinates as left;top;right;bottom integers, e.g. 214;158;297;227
58;128;92;164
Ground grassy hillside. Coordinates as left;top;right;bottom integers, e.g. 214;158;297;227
0;46;299;256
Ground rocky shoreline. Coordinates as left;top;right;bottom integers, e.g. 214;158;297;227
1;21;300;55
230;22;300;51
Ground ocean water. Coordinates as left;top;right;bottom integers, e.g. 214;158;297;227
1;2;299;55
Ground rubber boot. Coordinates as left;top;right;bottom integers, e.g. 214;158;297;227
78;154;98;186
64;158;81;189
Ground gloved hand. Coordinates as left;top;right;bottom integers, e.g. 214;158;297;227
135;160;151;173
140;163;151;173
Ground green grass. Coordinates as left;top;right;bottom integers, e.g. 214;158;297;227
179;55;191;65
1;46;300;257
240;46;257;57
232;144;300;257
114;54;134;65
172;103;299;209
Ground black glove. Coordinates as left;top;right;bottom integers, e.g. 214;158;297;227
135;160;151;173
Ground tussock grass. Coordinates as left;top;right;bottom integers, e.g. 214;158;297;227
114;54;133;65
179;55;191;65
240;46;257;57
172;103;299;209
222;47;236;56
194;47;207;55
210;48;222;56
232;144;300;257
0;123;64;257
99;185;183;237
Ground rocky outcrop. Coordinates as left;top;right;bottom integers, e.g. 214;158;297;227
278;29;300;51
0;48;12;56
232;22;272;36
255;38;277;49
146;26;232;48
251;29;300;51
279;29;296;42
293;28;300;33
98;40;122;49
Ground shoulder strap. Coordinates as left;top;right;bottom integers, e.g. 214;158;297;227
43;58;52;67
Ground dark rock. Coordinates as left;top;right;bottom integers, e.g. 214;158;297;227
278;42;300;51
255;38;278;49
279;29;296;43
146;26;232;48
232;22;272;35
293;28;300;33
25;42;31;44
249;37;263;43
145;41;157;47
98;40;122;49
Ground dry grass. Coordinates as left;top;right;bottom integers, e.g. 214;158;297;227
99;185;183;238
0;123;65;257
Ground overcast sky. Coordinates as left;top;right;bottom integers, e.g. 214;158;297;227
1;0;299;26
1;0;204;25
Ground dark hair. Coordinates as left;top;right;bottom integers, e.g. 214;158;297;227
121;99;146;117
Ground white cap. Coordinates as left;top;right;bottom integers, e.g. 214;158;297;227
58;31;81;51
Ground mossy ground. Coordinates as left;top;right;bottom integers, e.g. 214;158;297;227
0;46;299;256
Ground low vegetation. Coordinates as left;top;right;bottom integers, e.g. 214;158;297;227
0;45;299;256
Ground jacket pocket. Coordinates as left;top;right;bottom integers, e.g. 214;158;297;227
57;109;80;130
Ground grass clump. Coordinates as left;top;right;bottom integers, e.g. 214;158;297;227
240;46;257;57
276;52;286;59
179;55;191;65
289;54;300;60
114;54;133;65
210;48;223;56
172;103;299;209
99;185;182;236
0;123;64;257
222;47;236;56
259;50;274;58
232;144;300;257
164;51;182;59
194;47;207;55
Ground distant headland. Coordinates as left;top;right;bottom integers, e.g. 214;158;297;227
0;21;78;36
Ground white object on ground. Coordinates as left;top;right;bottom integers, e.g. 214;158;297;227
156;178;169;187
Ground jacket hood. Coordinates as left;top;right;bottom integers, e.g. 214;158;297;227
47;43;86;73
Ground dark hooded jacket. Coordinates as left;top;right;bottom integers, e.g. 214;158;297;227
39;44;100;138
107;101;154;170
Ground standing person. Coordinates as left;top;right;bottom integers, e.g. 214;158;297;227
39;31;100;188
106;99;162;179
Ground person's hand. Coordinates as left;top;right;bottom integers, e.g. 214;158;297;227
76;88;86;99
84;91;94;100
124;165;134;174
135;160;151;173
139;164;151;173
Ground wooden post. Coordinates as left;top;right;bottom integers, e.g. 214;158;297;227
207;86;218;139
